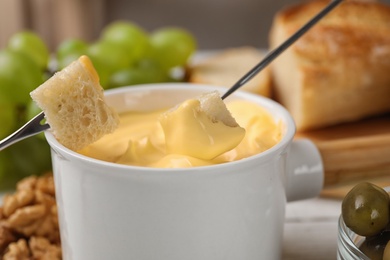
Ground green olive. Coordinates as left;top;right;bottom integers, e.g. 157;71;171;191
342;182;390;237
359;231;390;260
384;240;390;260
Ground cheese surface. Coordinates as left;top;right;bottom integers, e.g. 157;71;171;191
78;100;283;168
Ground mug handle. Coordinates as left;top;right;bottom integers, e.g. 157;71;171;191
285;139;324;202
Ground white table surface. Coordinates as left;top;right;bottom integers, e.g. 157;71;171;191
283;197;341;260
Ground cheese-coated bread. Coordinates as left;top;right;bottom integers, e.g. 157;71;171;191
30;55;119;151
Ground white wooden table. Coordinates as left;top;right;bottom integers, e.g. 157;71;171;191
283;197;341;259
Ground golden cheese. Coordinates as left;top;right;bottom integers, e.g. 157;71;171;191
78;100;283;168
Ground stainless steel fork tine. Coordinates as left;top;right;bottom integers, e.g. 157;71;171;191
0;111;50;151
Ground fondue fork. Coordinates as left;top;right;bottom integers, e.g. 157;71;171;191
0;111;49;151
0;0;343;151
221;0;343;99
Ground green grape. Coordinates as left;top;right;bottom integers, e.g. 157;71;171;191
25;99;42;120
0;149;17;190
88;40;134;82
0;102;17;139
56;38;88;69
87;54;111;88
108;59;169;88
25;100;46;140
8;135;52;180
57;54;78;70
88;40;134;70
0;49;44;105
149;27;196;69
136;58;163;71
108;67;163;88
101;21;149;62
8;31;50;70
57;38;88;60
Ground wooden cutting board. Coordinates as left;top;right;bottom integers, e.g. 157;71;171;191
295;113;390;198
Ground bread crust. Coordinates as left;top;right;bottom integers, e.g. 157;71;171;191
270;0;390;130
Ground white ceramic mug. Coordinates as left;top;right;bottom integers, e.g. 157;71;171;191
45;83;324;260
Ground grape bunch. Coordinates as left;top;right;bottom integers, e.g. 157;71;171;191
0;21;197;190
0;31;52;190
56;21;197;88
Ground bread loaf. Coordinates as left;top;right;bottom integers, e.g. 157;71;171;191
30;55;119;151
269;0;390;130
188;47;272;97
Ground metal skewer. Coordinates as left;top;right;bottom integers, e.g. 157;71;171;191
0;111;49;151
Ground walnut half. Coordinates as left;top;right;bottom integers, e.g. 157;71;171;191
3;236;61;260
0;174;61;259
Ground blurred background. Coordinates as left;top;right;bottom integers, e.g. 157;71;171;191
0;0;324;51
2;0;390;50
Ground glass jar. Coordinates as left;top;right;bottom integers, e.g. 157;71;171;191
337;216;370;260
337;186;390;260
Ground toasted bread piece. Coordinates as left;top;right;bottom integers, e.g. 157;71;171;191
198;91;239;127
269;0;390;130
159;91;245;160
188;47;271;97
30;55;119;151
